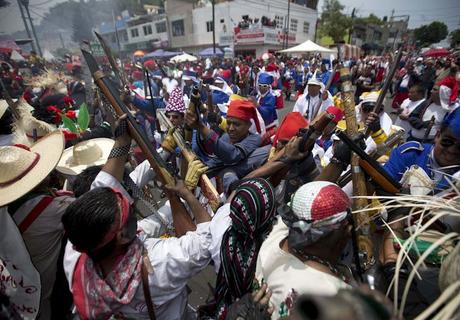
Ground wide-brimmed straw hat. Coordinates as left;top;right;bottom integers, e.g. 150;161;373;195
0;130;65;207
56;138;115;175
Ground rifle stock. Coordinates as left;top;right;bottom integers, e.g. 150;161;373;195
336;131;402;193
340;66;373;271
157;111;221;212
364;48;403;137
81;49;195;235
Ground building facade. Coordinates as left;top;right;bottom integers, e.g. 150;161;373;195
165;0;318;57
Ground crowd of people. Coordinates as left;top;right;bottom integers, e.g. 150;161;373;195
1;45;460;320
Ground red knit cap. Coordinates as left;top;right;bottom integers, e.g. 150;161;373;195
437;76;458;103
221;69;232;80
326;106;344;124
265;63;278;72
227;99;261;133
273;112;308;147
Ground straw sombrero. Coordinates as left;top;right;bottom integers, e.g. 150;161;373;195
0;130;65;207
56;138;115;175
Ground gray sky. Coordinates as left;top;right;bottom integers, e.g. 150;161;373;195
1;0;460;36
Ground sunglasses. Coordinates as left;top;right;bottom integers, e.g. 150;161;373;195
258;84;270;88
361;102;376;112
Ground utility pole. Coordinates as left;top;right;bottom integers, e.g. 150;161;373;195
21;0;42;55
16;0;35;52
212;0;216;55
348;8;355;44
284;0;291;49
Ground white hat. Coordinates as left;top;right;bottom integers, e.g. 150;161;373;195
359;90;380;104
56;138;115;175
0;130;65;207
307;71;323;87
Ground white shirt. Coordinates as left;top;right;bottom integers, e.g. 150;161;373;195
293;92;334;122
63;170;213;320
395;98;425;139
410;102;447;140
209;203;232;272
255;217;350;319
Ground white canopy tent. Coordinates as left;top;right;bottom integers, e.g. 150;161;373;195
10;50;25;61
43;49;56;62
279;40;335;54
170;52;197;63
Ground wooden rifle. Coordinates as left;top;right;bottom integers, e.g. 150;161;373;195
423;115;436;142
94;31;129;89
336;131;402;194
364;48;404;137
340;66;373;272
268;111;335;187
184;85;203;142
81;49;195;235
157;110;221;212
337;129;405;188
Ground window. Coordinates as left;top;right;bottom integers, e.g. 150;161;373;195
206;21;214;32
172;19;185;37
275;15;284;29
303;21;310;34
156;21;166;33
143;25;153;35
290;18;298;32
131;28;139;38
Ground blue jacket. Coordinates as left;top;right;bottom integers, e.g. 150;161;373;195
384;141;452;191
257;91;277;126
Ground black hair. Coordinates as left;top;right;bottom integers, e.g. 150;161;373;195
410;83;425;95
62;187;117;252
0;108;14;135
71;165;103;197
32;105;57;124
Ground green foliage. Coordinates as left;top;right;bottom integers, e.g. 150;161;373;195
450;29;460;48
319;0;352;43
414;21;448;47
77;103;90;132
354;13;383;26
61;114;78;134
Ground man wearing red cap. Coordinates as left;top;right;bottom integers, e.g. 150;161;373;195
186;98;269;194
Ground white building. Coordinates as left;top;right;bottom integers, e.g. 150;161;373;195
166;0;318;57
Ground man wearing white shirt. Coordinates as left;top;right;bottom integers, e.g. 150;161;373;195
62;122;213;320
394;84;425;139
292;75;334;122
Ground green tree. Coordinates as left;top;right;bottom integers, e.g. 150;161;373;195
450;29;460;48
413;21;448;47
354;13;383;26
319;0;352;43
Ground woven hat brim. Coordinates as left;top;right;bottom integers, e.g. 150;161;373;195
0;130;65;207
55;138;115;176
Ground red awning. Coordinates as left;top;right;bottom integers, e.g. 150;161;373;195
0;40;21;53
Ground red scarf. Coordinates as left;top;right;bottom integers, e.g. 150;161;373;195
72;238;144;319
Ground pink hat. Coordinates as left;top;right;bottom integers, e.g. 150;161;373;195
166;87;186;114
